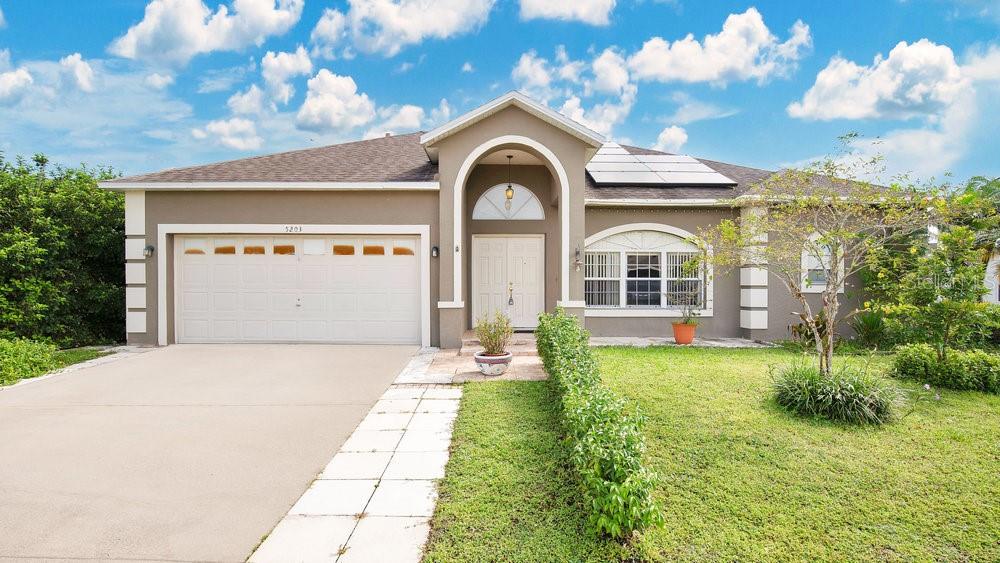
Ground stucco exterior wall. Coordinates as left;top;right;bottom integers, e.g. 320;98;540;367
132;190;441;346
464;164;558;327
583;206;743;338
429;104;594;346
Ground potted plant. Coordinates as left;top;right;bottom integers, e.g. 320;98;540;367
473;311;514;375
666;281;703;345
671;302;700;345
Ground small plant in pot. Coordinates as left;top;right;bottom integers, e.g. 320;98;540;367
473;311;514;376
666;284;702;345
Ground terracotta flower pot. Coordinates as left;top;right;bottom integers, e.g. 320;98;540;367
672;322;697;345
474;351;513;376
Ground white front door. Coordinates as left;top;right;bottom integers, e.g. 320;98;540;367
472;235;544;329
175;235;420;343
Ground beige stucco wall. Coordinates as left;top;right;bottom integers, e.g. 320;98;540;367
132;190;441;346
761;270;864;342
464;164;558;327
428;104;594;346
583;206;744;338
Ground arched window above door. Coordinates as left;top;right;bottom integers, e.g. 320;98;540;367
472;183;545;220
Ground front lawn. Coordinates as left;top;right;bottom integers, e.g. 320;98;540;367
424;347;1000;562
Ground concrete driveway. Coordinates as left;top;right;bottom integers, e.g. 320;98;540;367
0;344;417;562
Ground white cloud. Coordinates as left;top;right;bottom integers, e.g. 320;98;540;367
227;84;265;114
788;39;968;121
461;61;474;73
145;72;175;89
310;0;495;58
628;8;811;86
310;8;347;59
653;125;687;152
109;0;304;66
0;50;33;105
296;69;376;132
59;53;95;92
364;104;424;138
261;45;312;105
191;117;262;150
197;60;255;93
958;43;1000;82
362;97;453;139
555;45;585;82
559;83;636;137
590;48;629;95
519;0;615;25
664;91;737;125
512;50;556;102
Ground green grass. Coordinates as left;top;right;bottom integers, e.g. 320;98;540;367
51;347;108;370
425;347;1000;562
0;347;108;386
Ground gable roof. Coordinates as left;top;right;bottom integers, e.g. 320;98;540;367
419;91;605;161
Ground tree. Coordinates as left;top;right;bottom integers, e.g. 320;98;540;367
697;153;940;375
878;227;991;359
0;154;123;345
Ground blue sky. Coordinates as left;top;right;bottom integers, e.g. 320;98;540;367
0;0;998;183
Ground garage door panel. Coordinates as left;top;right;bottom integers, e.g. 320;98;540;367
213;292;239;312
177;235;420;344
182;292;210;313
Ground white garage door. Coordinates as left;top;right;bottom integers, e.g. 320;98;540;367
176;235;420;344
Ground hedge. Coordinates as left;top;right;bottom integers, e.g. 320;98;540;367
0;338;58;385
894;343;1000;393
535;309;663;539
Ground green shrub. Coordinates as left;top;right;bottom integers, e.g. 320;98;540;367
850;310;889;349
895;344;1000;393
535;309;663;539
893;343;938;381
773;363;902;425
0;338;58;385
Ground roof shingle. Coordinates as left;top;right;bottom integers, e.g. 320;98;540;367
107;131;775;201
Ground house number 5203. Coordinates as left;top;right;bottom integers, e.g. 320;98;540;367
284;225;303;233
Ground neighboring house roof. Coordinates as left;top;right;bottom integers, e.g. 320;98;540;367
102;124;775;203
419;91;606;159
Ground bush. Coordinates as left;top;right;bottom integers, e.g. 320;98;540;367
850;310;889;349
0;338;58;385
535;309;663;540
894;344;1000;393
0;155;124;346
773;363;902;425
473;310;512;355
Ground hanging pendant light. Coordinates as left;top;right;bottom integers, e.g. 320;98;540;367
504;154;514;210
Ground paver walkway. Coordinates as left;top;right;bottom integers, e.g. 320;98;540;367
250;351;461;562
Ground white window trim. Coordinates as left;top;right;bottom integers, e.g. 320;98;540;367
157;224;431;347
583;223;714;318
801;233;845;294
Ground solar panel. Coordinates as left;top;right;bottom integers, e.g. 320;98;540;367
588;171;665;184
586;143;735;185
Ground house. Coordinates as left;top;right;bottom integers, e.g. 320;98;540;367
101;91;855;348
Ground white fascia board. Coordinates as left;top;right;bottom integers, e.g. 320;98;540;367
420;91;605;153
99;181;440;191
585;198;728;207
